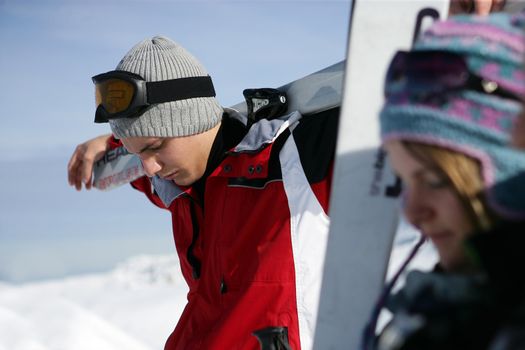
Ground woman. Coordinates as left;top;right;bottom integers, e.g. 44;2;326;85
368;12;525;350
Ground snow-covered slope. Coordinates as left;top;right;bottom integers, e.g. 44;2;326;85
0;224;436;350
0;255;188;350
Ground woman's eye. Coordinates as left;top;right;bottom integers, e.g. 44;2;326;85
425;177;449;189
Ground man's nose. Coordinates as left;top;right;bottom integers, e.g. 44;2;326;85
140;155;162;177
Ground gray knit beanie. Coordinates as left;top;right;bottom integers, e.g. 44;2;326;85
109;36;223;138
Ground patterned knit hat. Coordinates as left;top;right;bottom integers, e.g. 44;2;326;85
109;36;223;138
380;12;525;220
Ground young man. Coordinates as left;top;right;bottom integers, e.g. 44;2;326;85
68;36;338;349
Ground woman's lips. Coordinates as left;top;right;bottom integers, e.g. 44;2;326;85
425;231;453;243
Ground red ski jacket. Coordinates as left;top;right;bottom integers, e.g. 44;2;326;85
125;108;338;349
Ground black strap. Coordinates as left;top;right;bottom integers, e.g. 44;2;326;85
187;200;202;280
146;76;216;104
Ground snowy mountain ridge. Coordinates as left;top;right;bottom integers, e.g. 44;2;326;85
0;254;187;350
109;254;185;288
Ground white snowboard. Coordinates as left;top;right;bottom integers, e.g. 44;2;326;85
313;2;449;349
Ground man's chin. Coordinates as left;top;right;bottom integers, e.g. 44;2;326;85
172;176;196;187
169;170;204;187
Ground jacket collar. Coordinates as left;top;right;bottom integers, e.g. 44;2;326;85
150;109;302;207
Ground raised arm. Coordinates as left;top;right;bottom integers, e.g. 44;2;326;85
67;134;112;191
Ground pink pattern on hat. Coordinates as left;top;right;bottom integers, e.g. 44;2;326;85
446;96;511;133
429;21;524;53
478;63;525;96
479;106;506;132
446;99;474;122
513;69;525;82
479;62;500;76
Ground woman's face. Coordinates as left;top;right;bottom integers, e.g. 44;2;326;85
386;140;475;272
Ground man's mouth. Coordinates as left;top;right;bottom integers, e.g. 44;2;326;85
161;170;178;180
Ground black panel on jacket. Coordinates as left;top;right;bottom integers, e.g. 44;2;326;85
193;113;247;200
292;107;339;184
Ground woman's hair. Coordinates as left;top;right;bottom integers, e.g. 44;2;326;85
402;141;498;232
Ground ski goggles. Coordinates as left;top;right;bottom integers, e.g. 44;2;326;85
92;70;216;123
384;50;522;103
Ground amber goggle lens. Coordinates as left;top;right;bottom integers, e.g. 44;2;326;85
94;79;135;114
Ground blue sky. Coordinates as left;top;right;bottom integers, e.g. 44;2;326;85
0;0;351;160
0;0;351;282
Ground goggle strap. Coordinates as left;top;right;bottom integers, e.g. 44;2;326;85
146;76;216;104
385;50;522;103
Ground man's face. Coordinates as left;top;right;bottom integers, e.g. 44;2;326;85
121;123;220;186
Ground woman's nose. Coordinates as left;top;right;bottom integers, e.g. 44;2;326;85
403;189;434;228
